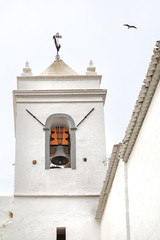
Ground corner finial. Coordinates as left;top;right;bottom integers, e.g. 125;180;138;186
53;33;62;60
86;60;97;75
89;60;93;67
21;61;32;76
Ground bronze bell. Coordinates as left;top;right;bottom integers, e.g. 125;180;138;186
51;145;69;166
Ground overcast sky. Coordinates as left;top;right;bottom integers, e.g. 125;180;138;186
0;0;160;195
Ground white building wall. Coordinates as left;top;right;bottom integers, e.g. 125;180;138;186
101;160;127;240
3;197;100;240
127;81;160;239
100;81;160;239
14;100;106;195
0;59;107;240
5;68;107;240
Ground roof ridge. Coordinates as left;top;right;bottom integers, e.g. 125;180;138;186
121;41;160;162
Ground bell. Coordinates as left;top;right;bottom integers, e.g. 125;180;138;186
51;145;69;166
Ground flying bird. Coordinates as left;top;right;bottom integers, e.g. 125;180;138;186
123;24;137;29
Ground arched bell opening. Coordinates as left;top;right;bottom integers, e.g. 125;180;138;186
50;118;71;169
45;114;76;170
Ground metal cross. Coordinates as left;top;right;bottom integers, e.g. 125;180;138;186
53;33;62;60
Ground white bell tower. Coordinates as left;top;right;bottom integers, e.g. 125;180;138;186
6;36;107;240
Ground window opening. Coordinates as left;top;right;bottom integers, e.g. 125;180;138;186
50;127;71;169
57;227;66;240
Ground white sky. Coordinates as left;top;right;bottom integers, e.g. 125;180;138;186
0;0;160;195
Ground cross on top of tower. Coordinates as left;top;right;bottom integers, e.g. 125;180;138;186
53;33;62;60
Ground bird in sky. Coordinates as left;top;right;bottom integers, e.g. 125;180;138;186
123;24;137;29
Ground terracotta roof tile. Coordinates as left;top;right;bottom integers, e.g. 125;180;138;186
121;41;160;162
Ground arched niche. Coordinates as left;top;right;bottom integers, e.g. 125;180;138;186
44;113;76;170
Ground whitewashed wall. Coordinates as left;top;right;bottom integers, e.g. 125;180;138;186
14;100;106;195
100;81;160;239
3;197;100;240
127;81;160;239
3;67;107;240
101;160;127;240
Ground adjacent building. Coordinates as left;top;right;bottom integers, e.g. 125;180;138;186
96;41;160;240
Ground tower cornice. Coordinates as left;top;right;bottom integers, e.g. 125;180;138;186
17;75;102;90
13;89;106;104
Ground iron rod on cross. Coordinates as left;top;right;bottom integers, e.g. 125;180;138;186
53;33;62;60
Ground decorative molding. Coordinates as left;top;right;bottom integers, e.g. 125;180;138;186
15;100;105;104
14;194;100;198
17;75;102;80
13;89;106;102
13;89;107;95
13;89;107;105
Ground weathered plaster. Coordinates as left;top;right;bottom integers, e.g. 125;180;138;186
0;197;13;240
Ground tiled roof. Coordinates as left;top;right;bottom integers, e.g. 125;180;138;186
95;143;121;221
121;41;160;162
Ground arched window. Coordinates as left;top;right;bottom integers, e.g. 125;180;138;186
44;114;76;170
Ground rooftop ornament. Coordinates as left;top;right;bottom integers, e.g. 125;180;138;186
53;32;62;60
21;61;32;76
86;60;97;75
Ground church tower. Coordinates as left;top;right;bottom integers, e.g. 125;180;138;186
9;34;107;240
